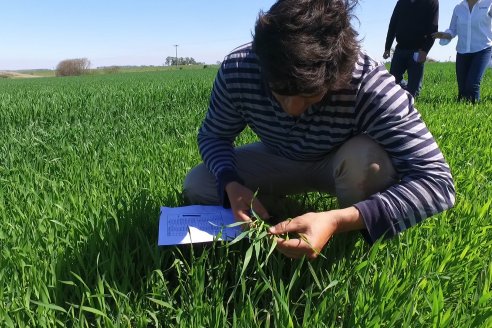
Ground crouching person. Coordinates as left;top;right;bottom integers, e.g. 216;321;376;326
183;0;455;259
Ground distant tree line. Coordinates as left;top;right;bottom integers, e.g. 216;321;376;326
54;56;212;77
165;56;204;66
55;58;91;77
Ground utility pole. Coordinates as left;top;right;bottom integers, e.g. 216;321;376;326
174;44;179;67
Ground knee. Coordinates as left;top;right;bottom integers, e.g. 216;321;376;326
182;169;197;203
333;135;398;205
182;164;219;205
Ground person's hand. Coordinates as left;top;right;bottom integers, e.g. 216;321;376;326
269;207;364;259
417;50;427;63
225;181;269;223
268;211;339;259
432;32;452;40
383;50;391;59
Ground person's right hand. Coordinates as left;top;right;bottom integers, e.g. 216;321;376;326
383;50;391;59
225;182;269;223
432;32;452;40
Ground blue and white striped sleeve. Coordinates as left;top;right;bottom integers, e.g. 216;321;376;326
353;64;456;243
198;61;247;206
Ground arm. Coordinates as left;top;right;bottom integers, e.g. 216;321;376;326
422;0;439;54
384;2;401;56
270;63;455;258
353;65;455;242
432;7;457;45
443;7;459;40
198;61;246;207
270;62;455;258
198;59;269;221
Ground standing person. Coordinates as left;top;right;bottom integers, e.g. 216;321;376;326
433;0;492;103
383;0;439;97
183;0;455;259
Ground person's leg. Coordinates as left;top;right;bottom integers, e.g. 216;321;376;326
329;135;398;207
464;47;492;103
305;135;398;207
456;52;472;101
183;142;316;206
389;48;409;86
184;135;398;212
406;55;425;97
183;164;220;205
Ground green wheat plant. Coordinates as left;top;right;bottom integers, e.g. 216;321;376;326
225;192;325;266
1;63;491;327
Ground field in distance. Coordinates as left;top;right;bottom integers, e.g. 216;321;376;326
1;64;491;327
1;64;220;79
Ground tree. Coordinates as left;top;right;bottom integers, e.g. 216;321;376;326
165;56;175;66
56;58;91;77
164;56;202;66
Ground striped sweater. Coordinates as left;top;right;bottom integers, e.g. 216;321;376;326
198;44;455;243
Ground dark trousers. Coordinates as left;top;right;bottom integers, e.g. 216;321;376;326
456;47;492;103
389;48;425;97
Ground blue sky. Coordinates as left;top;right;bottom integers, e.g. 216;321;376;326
1;0;458;70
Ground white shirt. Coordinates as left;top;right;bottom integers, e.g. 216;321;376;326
442;0;492;53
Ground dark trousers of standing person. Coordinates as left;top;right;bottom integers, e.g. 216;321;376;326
456;46;492;103
390;48;425;97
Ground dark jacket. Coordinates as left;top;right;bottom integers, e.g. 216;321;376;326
385;0;439;53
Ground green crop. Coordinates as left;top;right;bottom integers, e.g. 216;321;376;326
0;64;491;327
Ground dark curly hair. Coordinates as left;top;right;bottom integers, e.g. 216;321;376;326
252;0;360;95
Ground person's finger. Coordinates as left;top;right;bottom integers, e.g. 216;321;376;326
269;218;303;235
237;212;252;222
432;32;443;39
276;238;318;259
274;238;303;258
251;198;269;220
233;206;253;223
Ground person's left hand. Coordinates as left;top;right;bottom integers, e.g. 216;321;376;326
225;181;269;223
268;211;338;259
431;32;452;40
417;50;427;63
